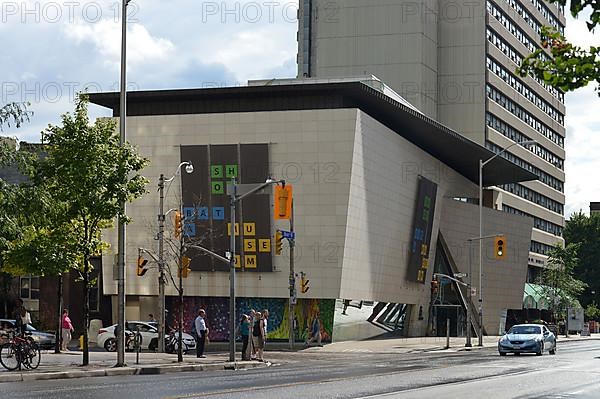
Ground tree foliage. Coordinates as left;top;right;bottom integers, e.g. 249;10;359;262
585;302;600;321
1;94;149;365
563;212;600;307
538;243;587;322
0;102;32;130
518;1;600;95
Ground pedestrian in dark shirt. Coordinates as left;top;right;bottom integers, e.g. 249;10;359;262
240;314;250;360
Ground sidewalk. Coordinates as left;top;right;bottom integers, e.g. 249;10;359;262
0;349;266;383
2;333;598;383
309;333;600;354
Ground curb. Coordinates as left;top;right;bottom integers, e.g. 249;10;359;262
0;361;268;383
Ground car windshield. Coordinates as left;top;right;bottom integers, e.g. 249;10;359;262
509;326;541;335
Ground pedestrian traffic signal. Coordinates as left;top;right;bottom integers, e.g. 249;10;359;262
174;211;182;238
301;273;309;293
137;255;149;277
275;231;283;255
494;236;506;260
178;256;191;278
274;184;293;220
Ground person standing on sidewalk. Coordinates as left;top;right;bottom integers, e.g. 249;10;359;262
240;314;250;360
61;308;74;352
252;310;266;362
13;299;27;335
194;309;208;358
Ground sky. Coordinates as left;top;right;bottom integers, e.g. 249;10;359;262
1;1;597;217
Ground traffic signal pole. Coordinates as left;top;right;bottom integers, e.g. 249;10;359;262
157;174;166;353
288;201;295;350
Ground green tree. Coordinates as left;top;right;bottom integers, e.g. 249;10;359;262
563;212;600;307
0;102;32;130
518;1;600;95
0;103;32;318
4;95;149;365
538;243;587;327
584;302;600;321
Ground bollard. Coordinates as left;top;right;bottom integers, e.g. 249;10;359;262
445;319;450;349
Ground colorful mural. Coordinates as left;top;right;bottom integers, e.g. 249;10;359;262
166;297;334;342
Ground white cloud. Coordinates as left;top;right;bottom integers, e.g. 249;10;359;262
62;20;176;72
3;1;598;221
563;12;600;217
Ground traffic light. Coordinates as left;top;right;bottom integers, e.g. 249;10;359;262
300;272;309;293
137;255;149;277
274;184;293;220
178;256;191;278
174;211;182;238
275;231;283;255
494;236;506;260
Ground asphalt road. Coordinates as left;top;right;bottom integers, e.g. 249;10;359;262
2;340;599;399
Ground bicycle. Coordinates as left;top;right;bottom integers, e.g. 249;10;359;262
0;331;41;371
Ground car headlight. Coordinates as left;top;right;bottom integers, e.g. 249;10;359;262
499;336;509;343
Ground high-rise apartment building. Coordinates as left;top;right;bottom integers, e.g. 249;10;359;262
298;0;566;281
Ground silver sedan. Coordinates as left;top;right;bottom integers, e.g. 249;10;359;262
498;324;557;356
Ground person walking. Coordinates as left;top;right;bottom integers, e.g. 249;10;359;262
61;308;74;352
305;311;322;347
248;309;257;360
194;309;208;358
240;314;251;360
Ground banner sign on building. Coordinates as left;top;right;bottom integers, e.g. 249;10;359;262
179;144;273;272
407;176;438;283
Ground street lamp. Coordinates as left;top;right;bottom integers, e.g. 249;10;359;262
116;0;131;367
227;177;282;362
478;139;536;346
157;161;194;352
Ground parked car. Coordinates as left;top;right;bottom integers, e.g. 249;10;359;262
498;324;556;356
97;321;195;352
0;319;56;349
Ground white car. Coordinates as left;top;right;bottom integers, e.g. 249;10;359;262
97;321;196;352
498;324;557;356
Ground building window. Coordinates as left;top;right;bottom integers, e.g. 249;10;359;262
20;276;39;300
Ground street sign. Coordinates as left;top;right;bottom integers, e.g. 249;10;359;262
226;182;270;196
279;230;295;240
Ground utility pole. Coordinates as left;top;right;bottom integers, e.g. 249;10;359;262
156;162;192;353
228;178;237;363
116;0;130;368
466;240;472;347
288;201;295;350
226;178;282;362
177;232;184;363
157;174;166;353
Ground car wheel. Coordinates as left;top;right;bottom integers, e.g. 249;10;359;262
536;342;543;356
104;338;117;352
149;338;158;352
499;352;507;356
